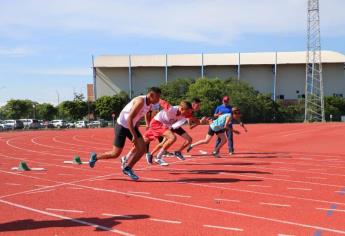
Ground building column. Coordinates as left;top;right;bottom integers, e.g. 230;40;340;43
165;54;168;84
273;51;278;101
237;52;241;80
128;55;132;98
92;55;97;100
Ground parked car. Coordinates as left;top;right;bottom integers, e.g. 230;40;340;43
89;119;108;128
67;122;75;128
3;120;24;129
50;120;67;128
0;120;12;131
75;120;88;128
20;119;40;129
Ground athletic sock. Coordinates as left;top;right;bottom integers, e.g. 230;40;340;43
156;148;165;160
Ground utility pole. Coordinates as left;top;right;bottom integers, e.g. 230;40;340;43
304;0;325;122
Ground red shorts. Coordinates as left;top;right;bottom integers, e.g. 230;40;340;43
144;120;169;142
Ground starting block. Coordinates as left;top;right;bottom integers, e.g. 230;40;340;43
11;161;46;171
63;155;88;165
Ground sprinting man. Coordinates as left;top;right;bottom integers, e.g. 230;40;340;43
146;98;204;163
88;87;161;180
125;100;193;166
187;107;242;157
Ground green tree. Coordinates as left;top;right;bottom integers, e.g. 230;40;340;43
36;103;57;120
325;96;345;121
160;78;194;105
95;92;130;120
2;99;34;119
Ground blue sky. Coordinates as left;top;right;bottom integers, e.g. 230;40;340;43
0;0;344;105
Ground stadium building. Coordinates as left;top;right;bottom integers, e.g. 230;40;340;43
92;51;345;100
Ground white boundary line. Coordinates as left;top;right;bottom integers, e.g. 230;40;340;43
102;213;133;219
46;208;84;213
316;208;345;213
203;224;243;232
0;199;133;236
260;202;291;208
150;218;181;224
214;198;240;203
165;194;191;198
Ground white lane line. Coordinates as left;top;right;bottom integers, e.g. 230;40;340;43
127;191;151;195
5;183;21;186
287;187;312;191
46;208;84;213
102;213;133;219
26;189;55;194
199;150;208;154
214;198;240;203
278;234;295;236
203;224;243;232
316;208;345;213
150;218;181;224
58;173;73;176
248;185;272;188
260;202;291;208
165;194;191;198
0;199;133;236
34;184;50;188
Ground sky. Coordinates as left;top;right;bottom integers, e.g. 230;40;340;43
0;0;344;106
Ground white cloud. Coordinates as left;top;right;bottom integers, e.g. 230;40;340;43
0;0;344;45
0;47;34;57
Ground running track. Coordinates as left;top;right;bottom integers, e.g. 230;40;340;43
0;123;345;235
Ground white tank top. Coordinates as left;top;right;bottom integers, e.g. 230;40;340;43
154;106;184;128
117;95;152;128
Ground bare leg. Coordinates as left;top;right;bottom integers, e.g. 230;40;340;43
176;133;192;152
127;137;147;168
97;146;123;160
190;134;213;149
151;138;166;156
214;133;226;153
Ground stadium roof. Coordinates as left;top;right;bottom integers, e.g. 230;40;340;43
94;50;345;68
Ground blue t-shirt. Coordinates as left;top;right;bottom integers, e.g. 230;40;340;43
214;104;232;115
210;113;232;132
214;104;233;127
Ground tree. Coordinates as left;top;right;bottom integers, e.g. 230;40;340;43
324;96;345;121
36;103;57;120
2;99;34;119
160;78;194;105
95;92;130;120
58;93;88;120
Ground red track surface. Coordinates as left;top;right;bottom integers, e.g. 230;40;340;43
1;123;345;236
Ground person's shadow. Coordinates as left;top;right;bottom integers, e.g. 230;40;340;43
0;215;149;232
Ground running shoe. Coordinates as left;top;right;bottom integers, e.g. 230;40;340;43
146;153;153;165
212;151;220;158
122;166;139;181
89;152;97;168
229;152;234;156
186;145;193;153
174;151;185;160
155;158;169;166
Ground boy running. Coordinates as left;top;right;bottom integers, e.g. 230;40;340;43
88;87;161;180
187;107;242;157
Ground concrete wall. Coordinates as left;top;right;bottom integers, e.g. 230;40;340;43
276;64;305;99
323;64;345;97
167;66;201;81
132;67;165;96
204;66;238;80
240;65;274;95
95;63;345;99
96;68;129;97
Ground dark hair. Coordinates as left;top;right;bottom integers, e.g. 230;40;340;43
192;97;201;103
148;87;161;94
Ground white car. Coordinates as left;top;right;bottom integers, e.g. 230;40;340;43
51;120;67;128
75;120;88;128
89;120;108;128
0;120;12;131
20;119;40;129
3;120;24;129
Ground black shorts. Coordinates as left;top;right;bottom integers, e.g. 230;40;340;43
113;123;142;148
172;127;186;136
207;126;225;136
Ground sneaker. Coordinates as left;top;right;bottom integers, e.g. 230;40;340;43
229;152;234;156
186;145;193;153
146;153;153;165
155;158;169;166
120;156;127;169
212;151;220;158
89;152;97;168
122;166;139;181
174;151;185;160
